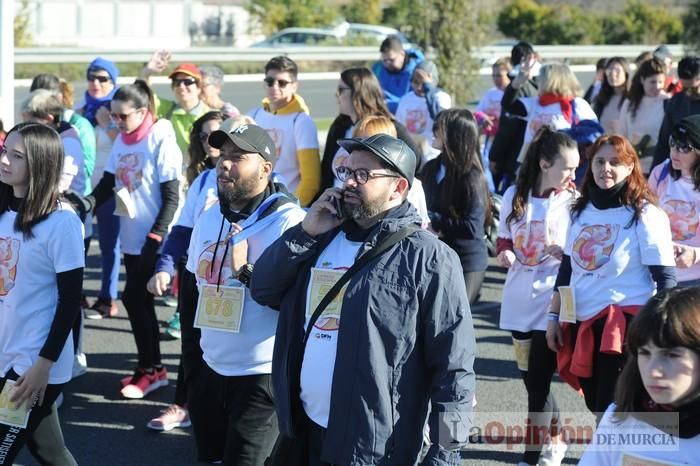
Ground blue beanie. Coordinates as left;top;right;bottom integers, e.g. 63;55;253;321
87;57;120;83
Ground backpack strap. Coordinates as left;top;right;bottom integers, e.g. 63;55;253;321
198;169;211;193
659;159;671;184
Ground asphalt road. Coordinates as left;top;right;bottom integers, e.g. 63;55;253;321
13;71;596;121
14;246;594;466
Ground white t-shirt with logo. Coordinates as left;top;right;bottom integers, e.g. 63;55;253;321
248;108;319;193
517;96;597;163
300;231;363;428
186;199;306;376
395;90;451;164
498;187;576;331
649;162;700;283
579;403;700;466
564;203;675;321
0;206;85;384
105;119;182;254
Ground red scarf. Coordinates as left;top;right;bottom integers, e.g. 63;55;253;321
538;93;575;124
121;111;155;145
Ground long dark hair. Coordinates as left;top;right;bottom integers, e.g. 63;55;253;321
507;127;577;225
593;57;630;116
0;123;63;238
113;79;156;116
627;57;666;119
615;287;700;418
340;67;393;121
433;109;490;219
571;135;656;225
186;111;226;185
668;126;700;190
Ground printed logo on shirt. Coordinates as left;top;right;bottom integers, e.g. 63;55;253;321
405;109;428;135
196;241;233;285
0;237;20;296
265;128;283;159
571;224;619;271
661;199;699;241
513;221;548;266
528;113;556;136
115;152;144;193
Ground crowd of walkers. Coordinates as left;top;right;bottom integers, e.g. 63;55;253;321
0;36;699;466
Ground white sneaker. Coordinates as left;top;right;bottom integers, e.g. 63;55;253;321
539;438;567;466
72;352;87;378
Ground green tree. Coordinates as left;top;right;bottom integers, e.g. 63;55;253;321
683;0;700;52
540;5;603;45
395;0;482;104
247;0;339;36
342;0;382;25
617;0;682;44
14;0;33;47
497;0;548;44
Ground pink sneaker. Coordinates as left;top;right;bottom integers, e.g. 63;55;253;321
120;366;167;388
120;367;168;399
146;404;191;431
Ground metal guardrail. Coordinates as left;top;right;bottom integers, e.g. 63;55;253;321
14;44;687;65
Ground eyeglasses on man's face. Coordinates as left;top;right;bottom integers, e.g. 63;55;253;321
336;166;400;185
87;74;110;84
172;77;198;87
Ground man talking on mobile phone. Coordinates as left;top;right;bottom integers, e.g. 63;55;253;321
251;134;476;465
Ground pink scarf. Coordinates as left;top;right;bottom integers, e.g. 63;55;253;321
121;111;155;145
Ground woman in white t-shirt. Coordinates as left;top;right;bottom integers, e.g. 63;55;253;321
579;286;700;466
593;57;631;135
497;128;579;466
506;61;598;165
620;57;669;174
88;80;182;400
649;115;700;287
546;134;676;417
0;123;84;464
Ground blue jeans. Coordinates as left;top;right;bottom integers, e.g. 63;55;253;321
95;196;120;300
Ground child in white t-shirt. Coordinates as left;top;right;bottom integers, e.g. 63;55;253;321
579;286;700;466
395;60;451;166
0;122;84;465
475;57;512;192
496;127;579;466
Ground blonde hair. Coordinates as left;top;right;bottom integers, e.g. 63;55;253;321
538;62;581;97
352;115;397;138
492;57;512;73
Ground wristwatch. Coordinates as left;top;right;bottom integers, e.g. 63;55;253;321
235;263;254;288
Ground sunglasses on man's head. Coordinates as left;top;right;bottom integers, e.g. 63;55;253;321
263;77;293;88
87;74;111;83
669;134;697;153
172;77;197;87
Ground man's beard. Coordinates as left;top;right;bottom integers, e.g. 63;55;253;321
218;172;260;209
344;189;387;221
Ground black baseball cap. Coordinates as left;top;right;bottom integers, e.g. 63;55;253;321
338;134;416;187
208;123;276;166
673;115;700;148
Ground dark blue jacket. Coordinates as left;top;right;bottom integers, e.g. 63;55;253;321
250;202;476;465
372;49;425;114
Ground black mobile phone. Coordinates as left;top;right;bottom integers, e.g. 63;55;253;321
333;196;346;220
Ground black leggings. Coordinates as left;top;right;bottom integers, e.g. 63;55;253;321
573;315;632;417
122;253;161;368
173;265;202;407
511;330;559;465
0;370;64;466
463;270;486;305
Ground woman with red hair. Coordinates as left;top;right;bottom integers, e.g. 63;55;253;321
546;135;677;416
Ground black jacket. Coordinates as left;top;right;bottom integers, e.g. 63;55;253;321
250;202;476;465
